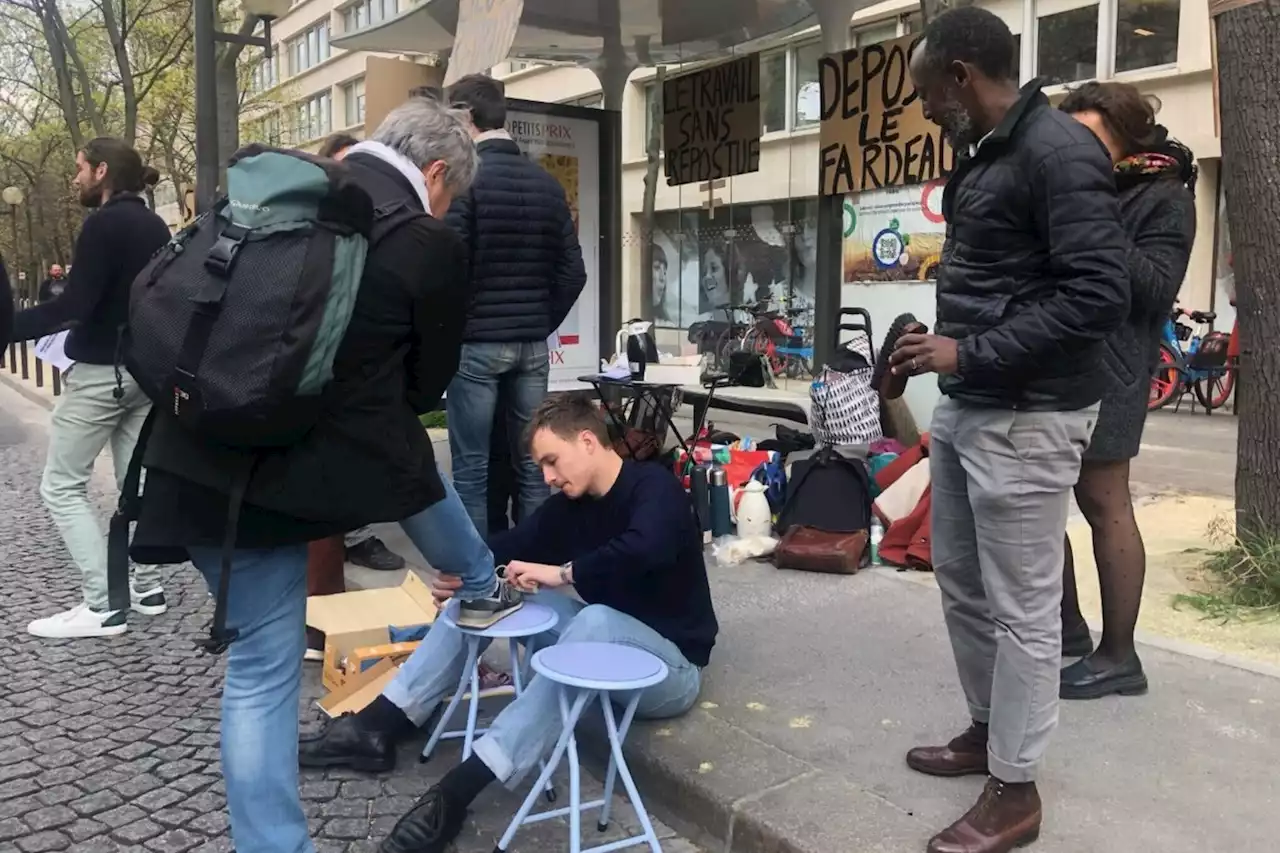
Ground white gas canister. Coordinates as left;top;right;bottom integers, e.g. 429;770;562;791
736;479;773;539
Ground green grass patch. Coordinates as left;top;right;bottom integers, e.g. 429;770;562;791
419;411;447;429
1174;516;1280;621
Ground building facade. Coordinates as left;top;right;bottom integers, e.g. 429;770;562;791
243;0;1229;350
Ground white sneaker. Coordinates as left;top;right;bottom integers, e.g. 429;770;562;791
131;585;168;616
28;603;127;639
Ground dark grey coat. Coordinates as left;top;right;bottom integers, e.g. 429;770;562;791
1088;175;1196;461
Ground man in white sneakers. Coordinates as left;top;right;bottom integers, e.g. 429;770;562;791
11;137;171;639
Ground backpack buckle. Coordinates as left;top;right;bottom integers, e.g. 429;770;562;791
205;224;249;277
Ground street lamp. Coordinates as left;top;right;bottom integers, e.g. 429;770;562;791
2;186;23;299
194;0;292;215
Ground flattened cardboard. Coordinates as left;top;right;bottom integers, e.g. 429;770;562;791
308;572;437;691
318;658;399;717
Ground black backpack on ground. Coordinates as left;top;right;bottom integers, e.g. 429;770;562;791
776;447;873;535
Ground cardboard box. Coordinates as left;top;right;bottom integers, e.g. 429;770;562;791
316;659;518;719
307;571;438;692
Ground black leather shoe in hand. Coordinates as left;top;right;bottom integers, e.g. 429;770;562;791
298;713;395;772
1060;651;1148;700
379;785;466;853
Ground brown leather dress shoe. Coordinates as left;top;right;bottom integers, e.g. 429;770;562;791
927;778;1042;853
906;721;990;777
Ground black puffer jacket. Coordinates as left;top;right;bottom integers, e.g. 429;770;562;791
937;82;1130;410
446;136;587;343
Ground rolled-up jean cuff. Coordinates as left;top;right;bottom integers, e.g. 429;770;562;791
472;736;518;787
988;749;1037;784
382;681;437;728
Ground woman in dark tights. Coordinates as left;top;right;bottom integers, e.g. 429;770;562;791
1057;82;1197;699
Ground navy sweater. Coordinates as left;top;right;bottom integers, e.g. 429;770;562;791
492;461;719;667
12;194;170;364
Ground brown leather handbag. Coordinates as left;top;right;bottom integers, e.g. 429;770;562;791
774;526;868;574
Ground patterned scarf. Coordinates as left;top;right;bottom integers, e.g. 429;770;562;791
1114;147;1197;193
1115;152;1180;179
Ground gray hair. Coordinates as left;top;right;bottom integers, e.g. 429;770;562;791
373;97;478;194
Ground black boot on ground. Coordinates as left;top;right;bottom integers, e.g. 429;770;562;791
346;536;407;571
298;713;396;772
1060;650;1148;700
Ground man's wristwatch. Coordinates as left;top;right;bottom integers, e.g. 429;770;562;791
559;561;574;586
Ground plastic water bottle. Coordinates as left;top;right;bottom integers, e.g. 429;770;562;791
869;517;884;565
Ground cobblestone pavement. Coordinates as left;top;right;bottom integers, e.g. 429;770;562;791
0;388;699;853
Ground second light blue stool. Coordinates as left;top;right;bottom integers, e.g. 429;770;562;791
421;599;559;764
494;641;669;853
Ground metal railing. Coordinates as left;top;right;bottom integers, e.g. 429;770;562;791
0;295;63;396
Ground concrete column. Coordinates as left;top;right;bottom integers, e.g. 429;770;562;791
811;0;861;367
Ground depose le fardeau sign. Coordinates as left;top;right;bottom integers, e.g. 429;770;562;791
663;53;762;187
818;34;956;196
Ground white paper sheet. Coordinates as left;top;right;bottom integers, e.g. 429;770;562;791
34;331;74;372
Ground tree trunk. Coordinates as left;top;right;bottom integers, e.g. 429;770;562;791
1216;1;1280;535
98;0;140;144
37;1;85;150
640;66;664;320
214;16;258;193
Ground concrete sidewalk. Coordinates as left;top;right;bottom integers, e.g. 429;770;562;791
612;560;1279;853
369;519;1279;853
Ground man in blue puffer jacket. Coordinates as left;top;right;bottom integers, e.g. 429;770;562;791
443;74;587;536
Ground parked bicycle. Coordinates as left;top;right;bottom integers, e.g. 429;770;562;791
1148;304;1235;411
715;300;813;379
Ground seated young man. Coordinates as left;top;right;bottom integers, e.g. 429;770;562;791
300;395;718;853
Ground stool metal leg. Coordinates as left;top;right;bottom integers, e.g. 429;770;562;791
596;691;643;832
495;687;592;852
422;635;481;762
462;635;484;759
509;640;556;803
564;688;584;853
600;695;663;852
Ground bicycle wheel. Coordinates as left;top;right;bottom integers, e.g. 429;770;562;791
1148;344;1180;410
1193;365;1235;410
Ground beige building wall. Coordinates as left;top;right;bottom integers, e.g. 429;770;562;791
499;0;1223;326
247;0;1223;325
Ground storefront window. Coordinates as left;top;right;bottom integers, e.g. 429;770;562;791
1116;0;1179;73
643;200;819;330
793;42;823;129
1037;3;1098;83
760;51;788;134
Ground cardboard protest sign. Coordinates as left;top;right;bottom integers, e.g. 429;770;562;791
818;34;956;196
445;0;525;86
663;53;762;186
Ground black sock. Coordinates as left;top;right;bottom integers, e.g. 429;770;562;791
438;753;496;807
356;695;415;740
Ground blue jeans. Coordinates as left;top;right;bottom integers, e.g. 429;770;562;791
188;545;313;853
383;594;703;787
447;341;551;536
399;466;497;600
189;475;497;852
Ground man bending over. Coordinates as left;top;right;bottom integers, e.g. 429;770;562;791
300;395;718;852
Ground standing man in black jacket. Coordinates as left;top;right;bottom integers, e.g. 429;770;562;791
442;74;587;536
11;138;170;640
890;10;1129;853
127;98;482;853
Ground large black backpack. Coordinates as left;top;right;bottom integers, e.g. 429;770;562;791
776;447;873;535
110;146;423;653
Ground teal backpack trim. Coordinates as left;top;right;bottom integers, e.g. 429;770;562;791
298;233;368;394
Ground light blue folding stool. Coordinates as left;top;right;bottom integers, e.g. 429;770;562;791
494;641;668;853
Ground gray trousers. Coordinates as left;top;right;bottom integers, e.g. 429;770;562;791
930;397;1096;783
